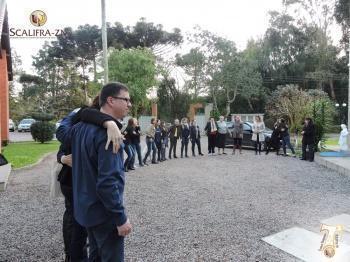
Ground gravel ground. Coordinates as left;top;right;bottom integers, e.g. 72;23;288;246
1;142;350;261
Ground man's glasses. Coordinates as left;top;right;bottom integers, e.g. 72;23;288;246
112;96;131;103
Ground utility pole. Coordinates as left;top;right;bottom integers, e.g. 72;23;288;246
348;34;350;148
348;35;350;125
101;0;108;84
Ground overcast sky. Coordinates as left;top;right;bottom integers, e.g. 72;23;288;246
7;0;341;74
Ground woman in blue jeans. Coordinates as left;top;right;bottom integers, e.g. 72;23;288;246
143;118;158;164
123;118;136;172
278;119;296;157
130;118;144;167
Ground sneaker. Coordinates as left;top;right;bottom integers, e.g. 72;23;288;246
223;152;227;155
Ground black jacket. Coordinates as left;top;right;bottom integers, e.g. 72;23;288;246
204;121;218;136
56;108;115;186
169;125;182;140
190;125;201;140
278;123;290;138
302;123;315;144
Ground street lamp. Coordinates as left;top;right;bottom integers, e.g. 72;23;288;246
336;102;348;125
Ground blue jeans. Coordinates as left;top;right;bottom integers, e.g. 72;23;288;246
131;143;142;165
144;137;157;162
87;218;124;262
124;144;135;169
282;135;295;155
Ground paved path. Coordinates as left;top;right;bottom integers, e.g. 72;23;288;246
1;145;350;261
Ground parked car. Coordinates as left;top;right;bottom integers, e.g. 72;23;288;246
225;121;272;150
18;118;36;132
9;119;16;132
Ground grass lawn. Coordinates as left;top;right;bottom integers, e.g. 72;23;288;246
324;138;338;146
2;141;59;169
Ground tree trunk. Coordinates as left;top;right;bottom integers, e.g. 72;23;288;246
329;79;336;100
93;56;97;82
247;99;254;112
226;102;231;117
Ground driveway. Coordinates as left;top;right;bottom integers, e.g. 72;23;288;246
0;141;350;261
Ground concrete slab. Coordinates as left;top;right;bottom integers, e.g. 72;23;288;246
0;163;11;191
262;227;350;262
315;155;350;177
322;214;350;232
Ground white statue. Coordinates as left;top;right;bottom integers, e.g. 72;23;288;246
338;124;349;151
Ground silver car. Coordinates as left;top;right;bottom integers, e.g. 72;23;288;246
18;118;36;132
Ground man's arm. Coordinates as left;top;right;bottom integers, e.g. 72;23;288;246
56;109;80;143
96;135;127;226
80;108;115;127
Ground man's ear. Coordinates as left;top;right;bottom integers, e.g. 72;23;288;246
106;96;114;107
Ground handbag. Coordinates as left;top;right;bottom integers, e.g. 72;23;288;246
50;161;63;199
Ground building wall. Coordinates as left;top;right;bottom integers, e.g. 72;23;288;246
0;48;9;151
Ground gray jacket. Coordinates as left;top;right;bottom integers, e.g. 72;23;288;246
232;121;243;139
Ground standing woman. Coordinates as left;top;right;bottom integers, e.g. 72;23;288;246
143;118;158;165
130;118;144;167
278;119;296;157
301;117;315;162
232;115;243;154
155;119;162;162
123;119;136;172
216;116;229;155
181;118;190;158
205;117;218;155
252;116;265;155
160;121;168;161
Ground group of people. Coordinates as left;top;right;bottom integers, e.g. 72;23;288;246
204;114;316;162
266;117;316;161
54;81;319;261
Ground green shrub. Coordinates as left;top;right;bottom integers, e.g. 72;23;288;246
30;120;56;143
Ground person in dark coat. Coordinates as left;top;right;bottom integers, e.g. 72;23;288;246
190;120;203;156
56;96;123;262
168;119;182;159
265;122;281;155
181;118;190;158
155;119;162;162
204;117;218;155
301;117;316;162
69;82;132;261
278;119;296;157
160;121;168;161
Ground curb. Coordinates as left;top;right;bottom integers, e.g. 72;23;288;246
12;152;56;172
315;154;350;177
